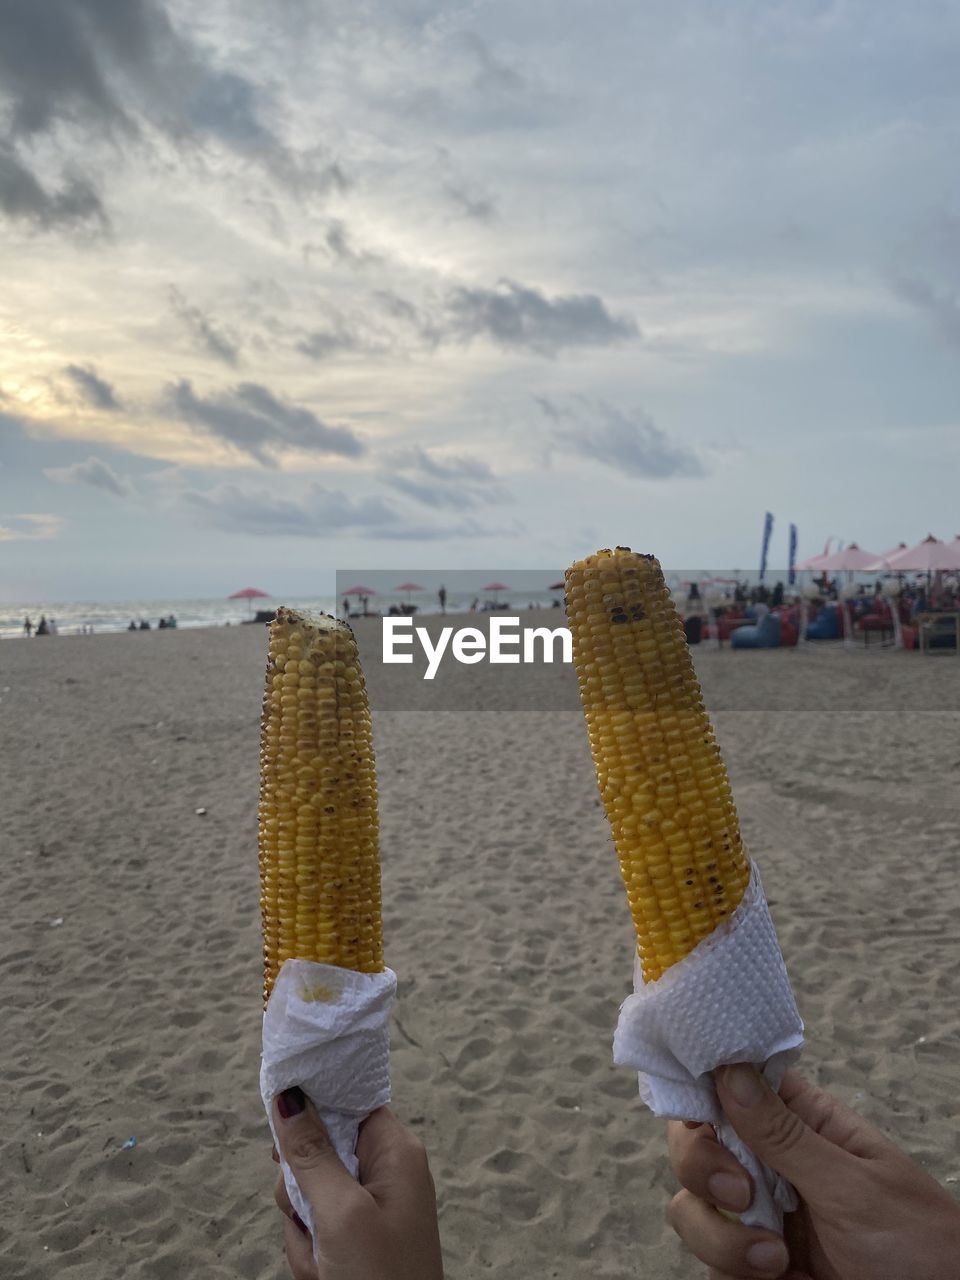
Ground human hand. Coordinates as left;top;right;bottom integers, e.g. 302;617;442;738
271;1089;444;1280
667;1065;960;1280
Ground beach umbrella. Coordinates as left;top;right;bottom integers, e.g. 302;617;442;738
394;581;424;603
875;535;960;573
229;586;270;616
796;551;832;571
814;543;881;573
482;580;509;604
342;584;377;596
547;580;565;591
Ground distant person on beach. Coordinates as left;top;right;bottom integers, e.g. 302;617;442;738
139;619;150;630
438;584;447;614
23;616;32;636
35;615;49;636
48;617;58;636
270;1092;443;1280
128;620;137;631
342;596;350;618
667;1064;960;1278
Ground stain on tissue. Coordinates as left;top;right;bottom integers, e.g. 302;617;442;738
299;980;337;1003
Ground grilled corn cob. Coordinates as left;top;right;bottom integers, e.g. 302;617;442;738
259;607;384;1004
565;548;750;983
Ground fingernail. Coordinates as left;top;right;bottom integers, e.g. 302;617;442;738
682;1120;703;1130
277;1086;306;1119
719;1063;766;1108
707;1171;751;1211
291;1211;309;1236
746;1239;789;1274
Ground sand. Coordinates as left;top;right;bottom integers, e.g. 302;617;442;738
2;618;959;1278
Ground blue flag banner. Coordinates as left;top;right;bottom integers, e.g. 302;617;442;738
759;511;774;581
788;524;798;585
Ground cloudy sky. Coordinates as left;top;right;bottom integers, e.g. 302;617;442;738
1;0;958;600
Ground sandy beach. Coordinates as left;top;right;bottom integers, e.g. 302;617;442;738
2;618;959;1279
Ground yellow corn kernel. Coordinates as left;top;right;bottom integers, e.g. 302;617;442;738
565;548;750;983
259;607;384;1004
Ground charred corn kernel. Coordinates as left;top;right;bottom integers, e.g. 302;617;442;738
259;607;384;1004
565;548;750;983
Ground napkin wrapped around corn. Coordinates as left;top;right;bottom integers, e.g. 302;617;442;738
565;549;804;1232
258;608;397;1248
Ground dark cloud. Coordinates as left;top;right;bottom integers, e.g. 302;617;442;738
372;291;443;348
0;143;110;233
44;454;132;497
459;31;526;94
0;0;345;232
177;478;517;541
179;481;398;536
295;322;373;361
893;275;960;350
62;363;121;410
445;280;638;356
383;444;510;510
370;280;635;358
319;219;380;267
538;396;706;479
168;286;242;367
164;378;365;464
444;181;498;223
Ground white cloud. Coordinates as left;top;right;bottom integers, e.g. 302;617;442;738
0;512;65;541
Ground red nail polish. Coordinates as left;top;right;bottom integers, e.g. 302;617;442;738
277;1086;305;1119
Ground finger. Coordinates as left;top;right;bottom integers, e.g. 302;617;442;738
274;1171;293;1217
715;1065;855;1194
356;1107;436;1212
282;1214;318;1280
272;1087;364;1231
670;1190;790;1278
776;1070;888;1160
667;1120;754;1212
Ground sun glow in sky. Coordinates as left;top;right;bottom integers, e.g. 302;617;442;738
1;0;958;599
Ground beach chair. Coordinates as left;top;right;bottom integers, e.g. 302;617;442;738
730;612;781;649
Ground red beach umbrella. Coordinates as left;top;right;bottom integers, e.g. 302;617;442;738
394;581;425;603
342;585;377;596
547;581;565;591
482;581;509;605
229;586;270;616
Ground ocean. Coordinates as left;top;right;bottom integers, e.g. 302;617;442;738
0;589;567;639
0;597;337;639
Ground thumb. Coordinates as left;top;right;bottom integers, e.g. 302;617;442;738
716;1064;849;1194
273;1086;362;1230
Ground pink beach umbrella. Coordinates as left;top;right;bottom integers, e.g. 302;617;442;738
229;586;270;616
482;580;509;605
394;581;425;603
877;535;960;573
814;543;881;573
342;585;377;596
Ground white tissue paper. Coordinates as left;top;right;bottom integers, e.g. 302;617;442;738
260;959;398;1250
613;861;804;1233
